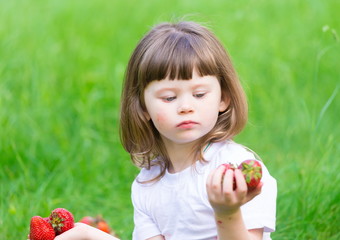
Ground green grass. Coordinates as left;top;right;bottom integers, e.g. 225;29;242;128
0;0;339;239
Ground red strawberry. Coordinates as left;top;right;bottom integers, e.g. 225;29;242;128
29;216;55;240
49;208;74;235
97;217;111;234
221;163;236;173
238;160;262;191
80;216;96;227
80;215;115;235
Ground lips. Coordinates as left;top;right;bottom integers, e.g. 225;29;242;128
176;121;198;129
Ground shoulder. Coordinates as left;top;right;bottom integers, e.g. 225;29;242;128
205;140;276;179
205;140;256;167
131;160;163;191
131;161;166;211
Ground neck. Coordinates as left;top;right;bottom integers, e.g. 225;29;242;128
162;138;197;173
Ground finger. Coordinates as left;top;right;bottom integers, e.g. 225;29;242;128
234;169;247;192
206;168;217;195
222;169;234;193
213;164;227;187
209;165;226;193
54;223;85;240
247;181;263;201
206;167;217;187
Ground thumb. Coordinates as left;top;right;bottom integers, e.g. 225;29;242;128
247;181;263;201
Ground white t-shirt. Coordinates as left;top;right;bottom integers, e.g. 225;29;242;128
131;140;277;240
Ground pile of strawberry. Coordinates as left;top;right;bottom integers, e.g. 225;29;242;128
222;159;263;191
28;208;116;240
29;208;74;240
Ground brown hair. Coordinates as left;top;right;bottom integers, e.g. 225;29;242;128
120;21;248;182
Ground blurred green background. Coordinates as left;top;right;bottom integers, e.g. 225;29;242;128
0;0;339;239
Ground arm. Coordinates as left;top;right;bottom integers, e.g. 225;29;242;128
54;223;120;240
206;166;263;240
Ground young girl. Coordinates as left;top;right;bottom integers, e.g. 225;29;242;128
55;21;276;240
120;21;277;240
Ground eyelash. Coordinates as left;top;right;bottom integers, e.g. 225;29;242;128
162;96;176;102
194;93;205;98
161;93;206;102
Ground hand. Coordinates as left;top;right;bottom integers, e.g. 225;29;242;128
54;223;120;240
206;165;262;217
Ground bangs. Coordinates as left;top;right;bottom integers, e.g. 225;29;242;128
139;32;219;83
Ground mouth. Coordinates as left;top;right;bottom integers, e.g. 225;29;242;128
176;121;199;129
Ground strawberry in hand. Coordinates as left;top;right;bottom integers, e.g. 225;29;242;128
208;160;263;218
220;160;262;191
29;216;55;240
49;208;75;235
28;208;77;239
237;159;262;191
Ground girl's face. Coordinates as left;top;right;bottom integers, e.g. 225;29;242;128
143;70;228;147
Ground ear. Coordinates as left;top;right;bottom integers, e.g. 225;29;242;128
219;95;230;112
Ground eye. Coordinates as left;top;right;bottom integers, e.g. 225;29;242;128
193;93;206;98
162;96;176;102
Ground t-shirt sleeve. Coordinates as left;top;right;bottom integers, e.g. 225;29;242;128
131;180;161;240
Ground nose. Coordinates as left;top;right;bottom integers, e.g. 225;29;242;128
178;103;194;114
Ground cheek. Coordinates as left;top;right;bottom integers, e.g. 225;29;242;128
151;112;170;131
156;113;166;123
201;104;220;126
155;112;170;128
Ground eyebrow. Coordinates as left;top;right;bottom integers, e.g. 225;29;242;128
154;88;177;95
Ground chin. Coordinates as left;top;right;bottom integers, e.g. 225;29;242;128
171;136;203;145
